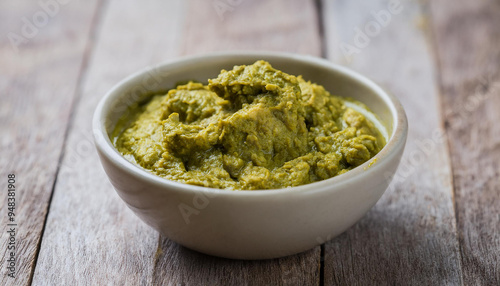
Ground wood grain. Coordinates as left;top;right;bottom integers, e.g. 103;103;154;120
152;0;322;285
11;0;499;284
0;1;99;285
321;0;463;284
31;0;186;285
153;240;320;286
430;0;500;284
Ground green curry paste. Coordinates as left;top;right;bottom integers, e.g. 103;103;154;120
112;61;386;190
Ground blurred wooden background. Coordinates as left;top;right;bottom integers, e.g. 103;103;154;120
1;0;499;285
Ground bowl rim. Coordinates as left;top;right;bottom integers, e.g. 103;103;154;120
93;51;408;196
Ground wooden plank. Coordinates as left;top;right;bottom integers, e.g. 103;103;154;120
31;0;186;285
321;0;463;284
430;0;500;284
153;240;319;285
0;1;99;285
181;0;321;56
152;0;323;285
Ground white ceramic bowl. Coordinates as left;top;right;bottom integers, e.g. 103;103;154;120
93;52;408;260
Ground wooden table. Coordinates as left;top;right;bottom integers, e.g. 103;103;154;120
1;0;499;285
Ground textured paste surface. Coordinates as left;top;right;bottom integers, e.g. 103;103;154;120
113;61;385;190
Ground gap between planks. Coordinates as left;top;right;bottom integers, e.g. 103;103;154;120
321;0;463;284
425;2;466;283
29;0;109;283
